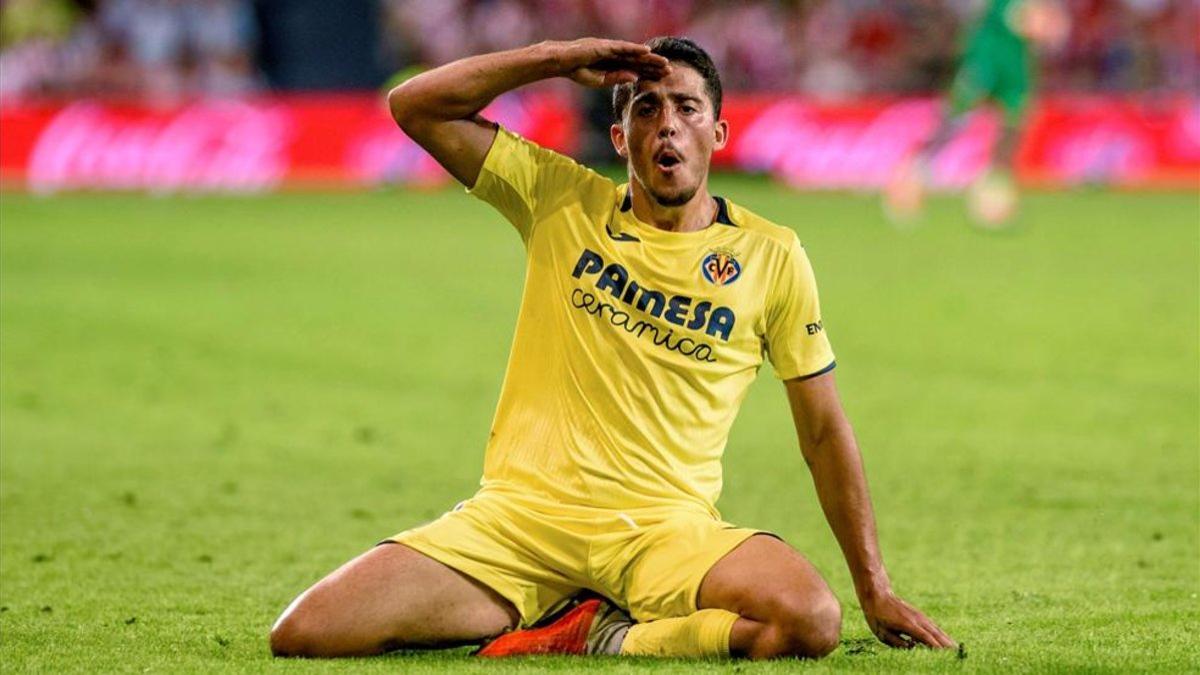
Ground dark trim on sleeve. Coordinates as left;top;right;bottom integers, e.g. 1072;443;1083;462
792;360;836;381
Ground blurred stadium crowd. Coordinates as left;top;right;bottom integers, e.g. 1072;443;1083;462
2;0;1196;102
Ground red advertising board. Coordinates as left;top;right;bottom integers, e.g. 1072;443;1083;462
0;93;577;192
715;95;1200;189
1018;97;1200;187
1;94;1195;191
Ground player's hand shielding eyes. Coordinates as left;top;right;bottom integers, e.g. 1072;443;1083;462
553;38;671;88
862;591;956;650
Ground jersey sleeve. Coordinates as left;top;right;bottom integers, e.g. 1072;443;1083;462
466;125;599;244
763;234;836;380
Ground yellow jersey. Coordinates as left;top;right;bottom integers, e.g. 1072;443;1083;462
467;127;834;516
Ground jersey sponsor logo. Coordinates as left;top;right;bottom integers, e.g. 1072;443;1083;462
701;249;742;286
568;247;729;348
569;289;717;363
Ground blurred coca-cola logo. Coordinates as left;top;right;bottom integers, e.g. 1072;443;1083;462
733;99;994;189
1044;120;1153;183
28;101;291;193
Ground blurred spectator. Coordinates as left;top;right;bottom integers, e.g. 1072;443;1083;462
0;0;85;99
1;0;260;101
1;0;1195;101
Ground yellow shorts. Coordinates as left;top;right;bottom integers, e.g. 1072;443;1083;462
387;487;762;626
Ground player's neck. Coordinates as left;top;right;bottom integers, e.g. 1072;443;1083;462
628;180;717;234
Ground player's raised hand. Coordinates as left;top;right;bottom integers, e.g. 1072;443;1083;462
552;38;671;88
861;590;957;650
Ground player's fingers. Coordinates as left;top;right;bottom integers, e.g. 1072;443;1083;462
600;40;652;57
591;57;668;83
572;67;639;88
907;626;941;648
604;54;669;72
875;626;914;650
635;60;670;78
920;618;957;649
900;605;954;649
892;605;945;648
631;61;670;80
632;52;671;69
595;56;652;71
603;70;639;87
568;68;605;88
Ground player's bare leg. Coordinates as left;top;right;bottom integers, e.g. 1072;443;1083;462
968;120;1020;228
884;107;968;225
270;542;519;657
698;534;842;659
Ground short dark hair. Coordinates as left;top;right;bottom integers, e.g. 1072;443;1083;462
611;36;722;122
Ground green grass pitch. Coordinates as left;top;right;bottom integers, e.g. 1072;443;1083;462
1;180;1197;672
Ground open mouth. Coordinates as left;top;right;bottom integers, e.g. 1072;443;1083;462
655;150;682;171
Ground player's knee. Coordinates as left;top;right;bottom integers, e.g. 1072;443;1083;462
269;619;300;657
757;592;842;659
784;592;842;658
269;605;325;657
799;594;843;658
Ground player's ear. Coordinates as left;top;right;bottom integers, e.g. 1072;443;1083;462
713;119;729;152
610;123;628;159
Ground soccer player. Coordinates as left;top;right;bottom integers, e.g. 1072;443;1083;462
269;36;955;660
885;0;1068;226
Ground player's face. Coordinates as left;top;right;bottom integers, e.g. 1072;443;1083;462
611;65;728;207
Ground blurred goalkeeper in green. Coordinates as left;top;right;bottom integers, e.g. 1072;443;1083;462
886;0;1068;227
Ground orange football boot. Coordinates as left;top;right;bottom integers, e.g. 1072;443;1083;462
476;597;631;657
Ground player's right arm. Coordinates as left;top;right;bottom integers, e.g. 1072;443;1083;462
387;39;669;188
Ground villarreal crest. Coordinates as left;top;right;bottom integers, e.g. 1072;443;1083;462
701;249;742;286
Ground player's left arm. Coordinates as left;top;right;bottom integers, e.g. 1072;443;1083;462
785;372;956;650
